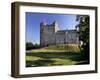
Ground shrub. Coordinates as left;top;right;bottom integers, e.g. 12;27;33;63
26;42;34;50
26;42;40;50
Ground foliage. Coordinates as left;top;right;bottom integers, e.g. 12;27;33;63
26;42;40;50
33;43;40;49
76;15;89;59
26;42;34;50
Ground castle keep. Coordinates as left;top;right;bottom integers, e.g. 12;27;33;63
40;21;79;47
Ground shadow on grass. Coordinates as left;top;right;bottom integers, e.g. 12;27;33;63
26;52;89;67
26;60;54;67
27;52;79;58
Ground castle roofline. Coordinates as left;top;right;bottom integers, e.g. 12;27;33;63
40;22;47;25
53;21;58;24
40;21;58;26
57;29;76;32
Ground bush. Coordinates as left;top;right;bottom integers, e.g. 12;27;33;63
26;42;34;50
26;42;40;50
33;43;40;49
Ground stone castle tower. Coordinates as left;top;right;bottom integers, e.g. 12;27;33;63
40;21;79;47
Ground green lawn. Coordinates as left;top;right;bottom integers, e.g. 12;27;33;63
26;44;89;67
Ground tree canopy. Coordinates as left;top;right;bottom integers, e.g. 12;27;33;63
76;15;89;59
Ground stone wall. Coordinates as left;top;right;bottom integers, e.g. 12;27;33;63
40;21;79;47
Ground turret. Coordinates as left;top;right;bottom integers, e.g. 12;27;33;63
52;21;58;26
40;22;47;26
52;21;59;32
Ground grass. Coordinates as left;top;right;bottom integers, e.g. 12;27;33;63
26;44;89;67
45;44;81;52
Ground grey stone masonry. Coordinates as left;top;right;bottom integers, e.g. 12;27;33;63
40;21;79;47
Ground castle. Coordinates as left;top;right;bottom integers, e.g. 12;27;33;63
40;21;79;47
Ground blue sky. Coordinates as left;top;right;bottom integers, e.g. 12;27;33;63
26;12;79;44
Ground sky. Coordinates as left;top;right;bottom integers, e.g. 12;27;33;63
25;12;79;44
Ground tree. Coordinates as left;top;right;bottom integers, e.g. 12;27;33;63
26;42;34;50
33;43;40;49
76;15;89;59
26;42;40;50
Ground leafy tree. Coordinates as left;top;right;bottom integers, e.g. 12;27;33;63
33;43;40;49
26;42;34;50
76;15;89;60
26;42;40;50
